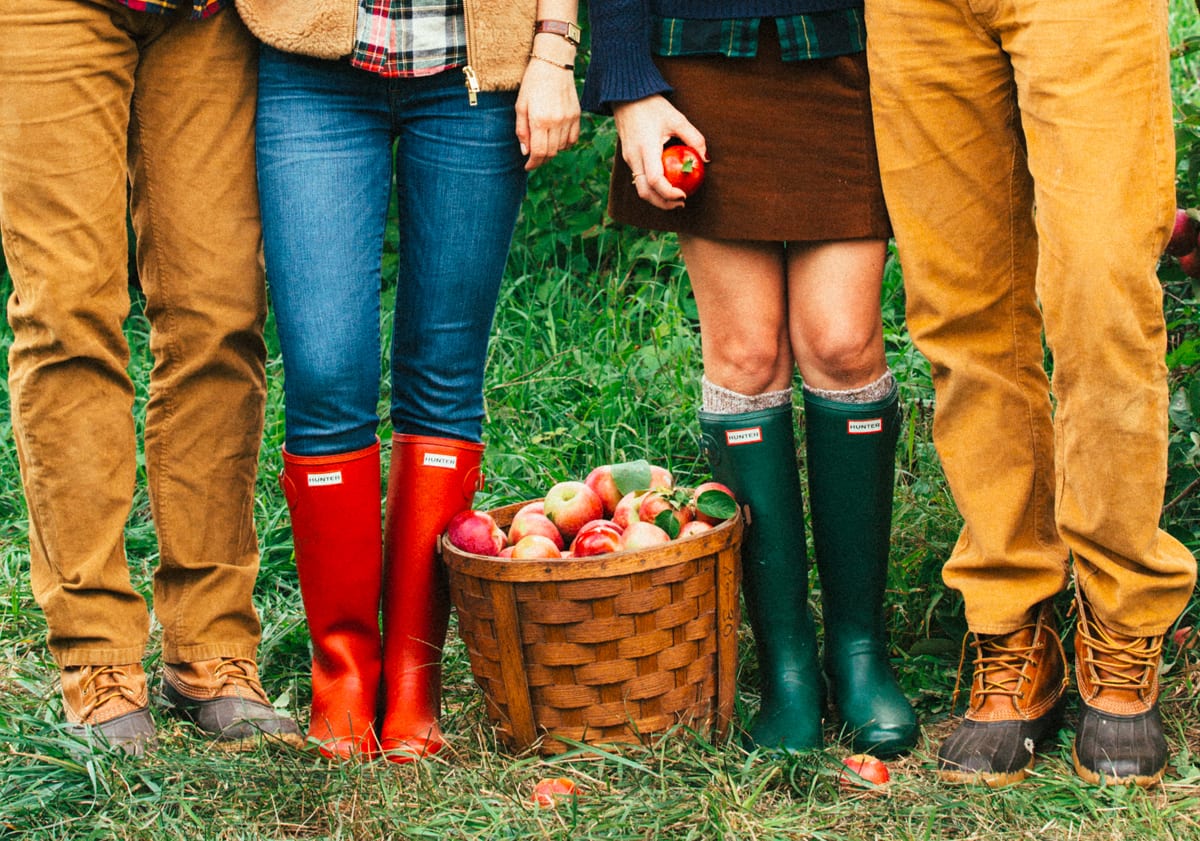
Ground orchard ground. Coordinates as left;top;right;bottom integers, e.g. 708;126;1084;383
2;5;1200;838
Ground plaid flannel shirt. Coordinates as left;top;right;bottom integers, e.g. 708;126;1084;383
351;0;468;77
115;0;225;19
655;11;866;61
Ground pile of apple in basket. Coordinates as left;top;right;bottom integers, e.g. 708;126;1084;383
445;459;739;559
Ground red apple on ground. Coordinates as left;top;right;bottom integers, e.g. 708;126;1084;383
1167;208;1199;257
530;777;579;808
542;480;605;540
570;520;623;557
510;534;563;559
507;508;564;550
692;481;738;525
445;509;506;556
584;465;624;517
839;754;890;789
1174;626;1195;651
619;520;672;551
677;520;713;539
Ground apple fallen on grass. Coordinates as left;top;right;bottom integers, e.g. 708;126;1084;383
530;777;580;809
542;480;604;541
839;754;890;790
445;509;506;556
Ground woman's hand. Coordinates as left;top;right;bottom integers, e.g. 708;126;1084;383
612;96;707;210
515;59;581;171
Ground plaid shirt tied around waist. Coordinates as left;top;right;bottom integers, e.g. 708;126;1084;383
352;0;468;78
655;10;866;61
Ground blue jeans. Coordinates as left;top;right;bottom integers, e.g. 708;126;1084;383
256;46;527;456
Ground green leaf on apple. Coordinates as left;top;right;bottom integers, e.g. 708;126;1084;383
654;510;681;539
611;459;653;495
696;489;737;522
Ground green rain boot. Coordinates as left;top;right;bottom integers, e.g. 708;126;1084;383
804;385;918;757
699;404;824;752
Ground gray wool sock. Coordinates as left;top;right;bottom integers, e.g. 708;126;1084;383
701;376;793;414
802;370;895;404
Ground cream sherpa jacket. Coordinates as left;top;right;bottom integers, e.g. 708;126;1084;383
234;0;537;92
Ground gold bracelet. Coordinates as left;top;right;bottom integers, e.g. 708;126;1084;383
529;52;574;71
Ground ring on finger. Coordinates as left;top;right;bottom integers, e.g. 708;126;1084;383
631;172;644;185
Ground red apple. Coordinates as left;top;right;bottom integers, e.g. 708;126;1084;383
612;491;646;530
637;489;694;533
1167;208;1199;257
510;534;563;559
677;520;713;539
692;481;738;525
1174;626;1194;651
445;509;506;556
1180;247;1200;278
508;508;565;550
530;777;579;808
584;465;624;517
542;480;605;540
498;546;514;558
570;520;623;557
619;521;672;551
648;465;674;490
839;754;890;789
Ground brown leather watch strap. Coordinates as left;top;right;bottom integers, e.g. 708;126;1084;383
533;19;581;47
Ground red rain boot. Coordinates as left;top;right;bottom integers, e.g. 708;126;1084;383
379;433;483;762
281;441;383;760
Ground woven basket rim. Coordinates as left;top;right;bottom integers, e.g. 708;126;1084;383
440;498;742;583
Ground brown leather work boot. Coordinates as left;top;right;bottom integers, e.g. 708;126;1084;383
1072;590;1167;787
937;602;1069;786
163;657;303;750
61;664;157;756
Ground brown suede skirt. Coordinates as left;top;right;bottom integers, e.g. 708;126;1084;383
607;27;891;242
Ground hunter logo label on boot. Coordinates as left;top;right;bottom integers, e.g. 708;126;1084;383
307;471;344;487
847;418;884;435
423;453;458;469
725;427;764;446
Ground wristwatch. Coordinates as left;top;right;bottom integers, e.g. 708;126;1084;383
533;19;581;47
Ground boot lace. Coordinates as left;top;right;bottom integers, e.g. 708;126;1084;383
950;628;1038;710
78;665;140;719
1077;616;1162;692
213;657;269;703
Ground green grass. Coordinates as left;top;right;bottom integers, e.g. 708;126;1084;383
2;8;1200;837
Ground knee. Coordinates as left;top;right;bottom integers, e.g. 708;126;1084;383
705;342;791;396
800;325;883;387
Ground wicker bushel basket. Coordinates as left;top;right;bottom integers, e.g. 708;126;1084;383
443;500;742;755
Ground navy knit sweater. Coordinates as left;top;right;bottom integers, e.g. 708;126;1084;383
581;0;862;113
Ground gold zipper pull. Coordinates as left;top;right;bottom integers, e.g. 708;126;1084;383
463;66;479;106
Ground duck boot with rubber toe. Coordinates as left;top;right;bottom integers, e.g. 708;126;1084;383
163;657;303;750
61;663;157;756
937;602;1068;786
1072;590;1168;787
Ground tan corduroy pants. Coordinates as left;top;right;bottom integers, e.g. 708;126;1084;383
866;0;1197;636
0;0;268;666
